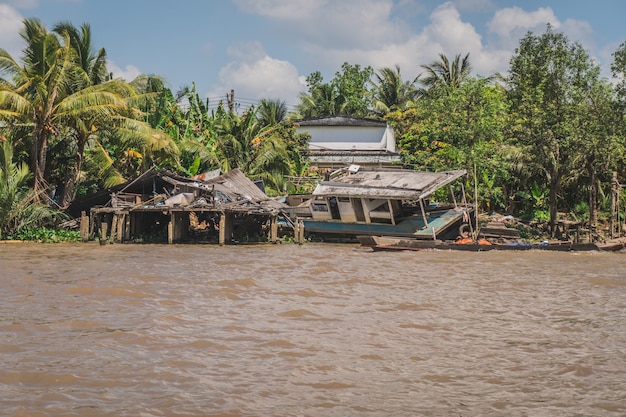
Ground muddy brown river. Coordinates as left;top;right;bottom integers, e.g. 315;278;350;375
1;242;625;416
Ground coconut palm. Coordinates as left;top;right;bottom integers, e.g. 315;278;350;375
371;65;418;116
0;139;60;237
295;83;347;118
212;106;291;194
0;19;179;204
419;53;472;95
53;21;108;85
0;18;65;192
257;98;288;126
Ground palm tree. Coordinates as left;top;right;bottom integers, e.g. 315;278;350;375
0;19;179;204
295;83;346;118
419;53;472;95
371;65;418;116
0;18;64;192
213;106;291;194
0;139;60;237
53;21;108;85
257;98;288;126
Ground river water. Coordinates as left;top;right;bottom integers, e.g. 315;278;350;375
1;242;625;417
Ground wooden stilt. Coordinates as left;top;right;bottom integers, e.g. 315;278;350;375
109;214;119;244
270;215;278;243
89;210;96;240
100;216;108;245
168;217;174;244
80;211;89;242
298;220;305;245
123;213;131;242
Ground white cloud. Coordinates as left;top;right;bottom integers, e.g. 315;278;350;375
235;0;410;49
208;42;306;107
488;6;558;38
107;61;141;82
560;18;593;49
0;5;25;59
219;1;602;99
485;6;596;73
302;2;509;80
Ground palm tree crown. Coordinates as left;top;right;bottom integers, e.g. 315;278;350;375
419;53;472;95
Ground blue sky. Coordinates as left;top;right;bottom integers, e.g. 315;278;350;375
1;0;625;110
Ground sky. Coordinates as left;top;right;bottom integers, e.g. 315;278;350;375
1;0;625;112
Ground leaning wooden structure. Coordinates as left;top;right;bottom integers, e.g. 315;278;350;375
83;168;303;245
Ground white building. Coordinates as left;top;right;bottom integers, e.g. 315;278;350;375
295;116;401;170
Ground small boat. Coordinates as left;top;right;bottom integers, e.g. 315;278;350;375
358;235;619;252
286;165;474;240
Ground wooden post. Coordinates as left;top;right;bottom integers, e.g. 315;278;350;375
117;213;126;242
109;214;119;244
80;211;89;242
219;213;225;245
270;215;278;243
419;198;429;229
89;210;96;240
219;212;233;245
100;216;108;245
168;217;174;244
298;220;305;245
124;213;131;242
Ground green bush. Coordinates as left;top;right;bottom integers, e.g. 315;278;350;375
5;227;81;242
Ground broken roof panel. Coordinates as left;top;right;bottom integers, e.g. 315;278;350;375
312;169;467;200
202;168;272;203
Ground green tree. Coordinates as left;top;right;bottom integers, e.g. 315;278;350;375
419;53;472;96
0;19;178;203
0;139;60;237
257;98;288;126
296;74;346;118
507;25;600;235
331;62;373;116
212;106;292;194
371;65;418;116
296;63;374;118
611;41;626;104
391;77;509;212
575;79;624;238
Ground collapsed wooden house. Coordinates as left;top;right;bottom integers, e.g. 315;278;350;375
82;168;303;244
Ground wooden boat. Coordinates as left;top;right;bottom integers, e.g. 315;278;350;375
358;235;622;252
288;166;473;240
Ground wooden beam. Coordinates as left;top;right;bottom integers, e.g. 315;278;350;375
100;216;108;245
80;211;89;242
168;215;174;244
270;215;278;243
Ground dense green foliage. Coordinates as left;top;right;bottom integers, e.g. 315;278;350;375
0;140;65;238
1;19;625;241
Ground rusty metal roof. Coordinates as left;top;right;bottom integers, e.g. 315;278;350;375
296;116;386;127
312;168;467;200
201;168;270;202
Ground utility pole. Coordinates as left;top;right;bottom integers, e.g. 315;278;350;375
226;89;234;113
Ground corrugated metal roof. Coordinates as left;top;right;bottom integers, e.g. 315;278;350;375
312;169;467;200
202;168;270;202
296;116;386;127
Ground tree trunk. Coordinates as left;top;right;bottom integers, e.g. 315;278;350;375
588;169;598;241
32;128;49;196
548;177;560;238
58;137;87;207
